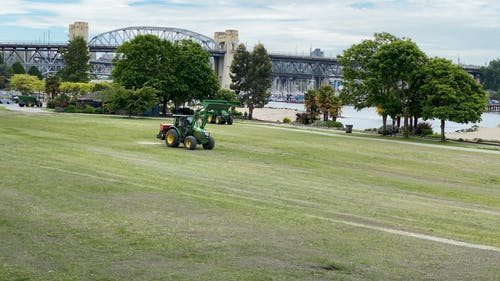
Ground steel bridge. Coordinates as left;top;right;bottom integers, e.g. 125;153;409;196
0;26;480;86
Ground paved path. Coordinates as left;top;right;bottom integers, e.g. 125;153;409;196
0;102;49;113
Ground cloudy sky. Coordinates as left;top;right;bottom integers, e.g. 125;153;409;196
0;0;498;65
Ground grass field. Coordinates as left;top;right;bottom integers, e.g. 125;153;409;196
1;108;499;280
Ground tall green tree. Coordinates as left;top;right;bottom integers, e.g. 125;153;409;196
9;74;44;95
113;35;218;114
230;44;250;99
45;75;60;100
59;36;90;82
419;58;487;141
0;55;11;89
170;39;219;107
373;39;427;137
480;59;500;92
27;66;43;79
339;32;398;133
11;62;26;74
230;44;272;119
113;34;174;115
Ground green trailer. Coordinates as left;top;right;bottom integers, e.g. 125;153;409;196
18;95;42;107
204;100;240;125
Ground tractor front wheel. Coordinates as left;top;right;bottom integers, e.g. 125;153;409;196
166;129;179;147
184;136;197;150
227;116;234;125
203;136;215;150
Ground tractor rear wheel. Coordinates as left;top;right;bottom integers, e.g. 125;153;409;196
184;136;197;150
166;129;179;147
215;115;222;124
203;136;215;150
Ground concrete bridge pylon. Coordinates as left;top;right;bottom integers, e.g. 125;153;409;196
214;30;238;89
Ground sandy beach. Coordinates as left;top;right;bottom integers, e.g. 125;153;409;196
240;106;500;143
237;107;303;123
446;127;500;143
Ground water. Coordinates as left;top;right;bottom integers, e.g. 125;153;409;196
266;101;500;133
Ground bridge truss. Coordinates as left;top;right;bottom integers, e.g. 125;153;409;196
88;26;219;51
269;54;342;80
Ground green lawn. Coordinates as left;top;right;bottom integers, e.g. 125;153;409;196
1;109;499;281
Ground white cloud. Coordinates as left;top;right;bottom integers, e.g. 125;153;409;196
1;0;499;64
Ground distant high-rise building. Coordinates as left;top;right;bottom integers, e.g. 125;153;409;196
69;21;89;41
310;48;324;57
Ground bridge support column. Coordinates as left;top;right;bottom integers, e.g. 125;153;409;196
214;30;238;89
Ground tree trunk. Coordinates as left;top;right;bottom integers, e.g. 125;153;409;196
440;119;446;142
382;114;388;135
323;111;328;121
413;117;418;129
403;108;409;138
332;115;337;122
248;106;254;120
162;99;168;116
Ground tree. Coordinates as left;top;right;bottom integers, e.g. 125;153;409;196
480;59;500;92
100;84;158;117
419;58;488;141
92;81;113;92
317;85;342;121
9;74;44;95
59;36;90;82
59;82;93;97
304;89;320;123
230;44;251;99
113;35;219;114
170;39;219;107
11;62;26;74
339;32;399;133
339;33;427;136
214;88;238;102
0;55;11;89
45;75;60;100
28;66;43;79
230;43;272;119
373;39;427;137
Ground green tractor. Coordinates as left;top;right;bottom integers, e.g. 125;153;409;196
205;100;239;125
156;100;234;150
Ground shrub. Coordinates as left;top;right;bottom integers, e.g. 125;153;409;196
378;125;399;135
323;121;344;128
231;108;243;116
64;105;76;113
282;117;292;123
82;105;96;114
414;122;433;136
52;94;71;108
46;99;55;109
